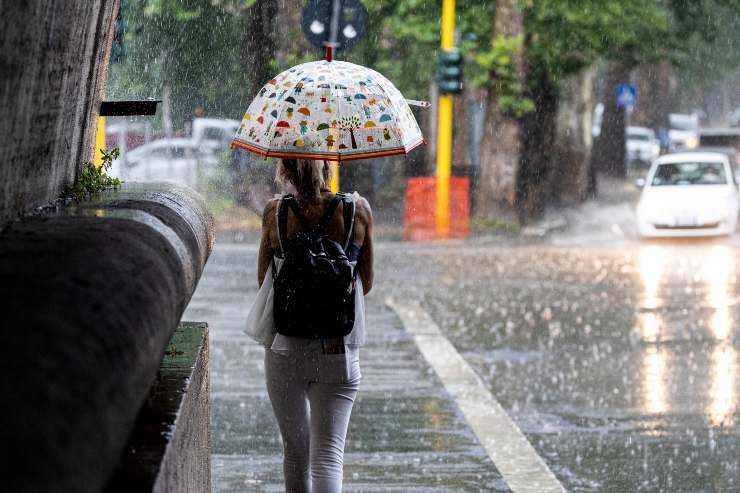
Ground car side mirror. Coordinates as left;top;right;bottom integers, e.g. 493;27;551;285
635;178;646;189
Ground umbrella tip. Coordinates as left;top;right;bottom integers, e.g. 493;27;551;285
325;45;333;63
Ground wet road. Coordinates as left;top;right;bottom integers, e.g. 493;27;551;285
190;227;739;491
378;238;739;492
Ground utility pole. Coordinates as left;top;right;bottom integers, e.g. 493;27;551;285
435;0;459;238
328;0;341;192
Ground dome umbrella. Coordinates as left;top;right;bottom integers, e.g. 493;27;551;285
231;47;426;162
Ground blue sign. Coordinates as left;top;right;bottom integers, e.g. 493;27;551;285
616;84;637;108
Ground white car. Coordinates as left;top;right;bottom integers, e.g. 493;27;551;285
668;113;699;151
191;118;240;147
626;126;660;167
117;138;222;189
636;152;739;237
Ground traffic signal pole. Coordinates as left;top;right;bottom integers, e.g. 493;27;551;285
436;0;455;238
328;0;341;193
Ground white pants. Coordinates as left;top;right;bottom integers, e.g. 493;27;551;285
265;348;361;493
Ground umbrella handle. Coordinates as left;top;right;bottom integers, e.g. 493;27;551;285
325;45;333;63
405;99;431;108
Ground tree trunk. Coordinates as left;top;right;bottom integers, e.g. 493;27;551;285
516;70;558;222
476;104;521;220
474;0;523;222
592;61;630;177
632;61;673;129
552;67;595;205
452;85;470;167
242;0;277;94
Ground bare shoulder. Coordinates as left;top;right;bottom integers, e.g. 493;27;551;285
353;194;373;223
262;198;280;228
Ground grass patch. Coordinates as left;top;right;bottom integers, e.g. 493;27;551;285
470;216;521;235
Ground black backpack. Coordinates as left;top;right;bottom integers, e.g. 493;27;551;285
272;193;357;339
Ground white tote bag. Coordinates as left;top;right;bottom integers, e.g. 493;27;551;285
244;259;282;347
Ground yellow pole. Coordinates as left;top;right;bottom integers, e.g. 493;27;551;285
94;116;106;167
330;161;340;192
436;0;455;238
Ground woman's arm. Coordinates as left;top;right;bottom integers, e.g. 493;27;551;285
257;199;278;287
354;197;374;295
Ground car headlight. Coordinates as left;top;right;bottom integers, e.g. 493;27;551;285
685;136;699;149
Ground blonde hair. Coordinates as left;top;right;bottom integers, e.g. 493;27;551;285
276;159;332;200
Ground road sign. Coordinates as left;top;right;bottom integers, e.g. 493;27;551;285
616;84;637;108
301;0;368;53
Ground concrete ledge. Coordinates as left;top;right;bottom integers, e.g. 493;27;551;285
0;183;214;492
105;322;210;493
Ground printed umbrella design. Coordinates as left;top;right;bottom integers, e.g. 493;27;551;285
231;54;425;162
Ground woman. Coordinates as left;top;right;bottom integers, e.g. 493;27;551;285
256;158;373;492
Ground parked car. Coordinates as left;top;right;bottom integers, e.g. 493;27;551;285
636;152;739;237
626;126;660;168
191;117;240;148
115;138;222;189
668;113;699;151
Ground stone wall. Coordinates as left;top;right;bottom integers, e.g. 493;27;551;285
0;183;214;492
105;323;211;493
0;0;119;224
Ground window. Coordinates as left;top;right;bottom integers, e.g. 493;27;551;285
651;162;728;186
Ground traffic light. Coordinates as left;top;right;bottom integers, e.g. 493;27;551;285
437;49;463;95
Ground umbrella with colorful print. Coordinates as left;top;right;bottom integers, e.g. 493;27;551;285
231;48;425;162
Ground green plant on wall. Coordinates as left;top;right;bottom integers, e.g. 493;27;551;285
64;147;122;200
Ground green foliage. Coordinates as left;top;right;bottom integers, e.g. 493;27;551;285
470;216;521;235
347;0;442;101
471;35;533;117
107;0;740;135
521;0;669;81
107;0;248;128
668;0;740;97
462;0;672;116
64;147;122;201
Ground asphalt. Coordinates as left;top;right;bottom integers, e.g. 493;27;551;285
185;217;740;492
379;240;739;493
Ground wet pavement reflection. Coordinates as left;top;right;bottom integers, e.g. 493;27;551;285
186;236;739;492
377;240;739;492
185;244;508;492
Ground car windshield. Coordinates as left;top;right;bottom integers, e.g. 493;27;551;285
669;117;698;131
628;133;651;141
651;161;728;186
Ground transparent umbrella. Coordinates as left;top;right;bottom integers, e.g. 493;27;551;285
231;48;425;162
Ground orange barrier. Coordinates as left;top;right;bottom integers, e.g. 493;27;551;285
404;176;469;240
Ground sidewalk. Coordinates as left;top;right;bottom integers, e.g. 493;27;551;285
183;243;508;492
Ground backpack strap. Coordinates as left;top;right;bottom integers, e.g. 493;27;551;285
276;194;297;256
317;195;342;233
339;193;356;251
